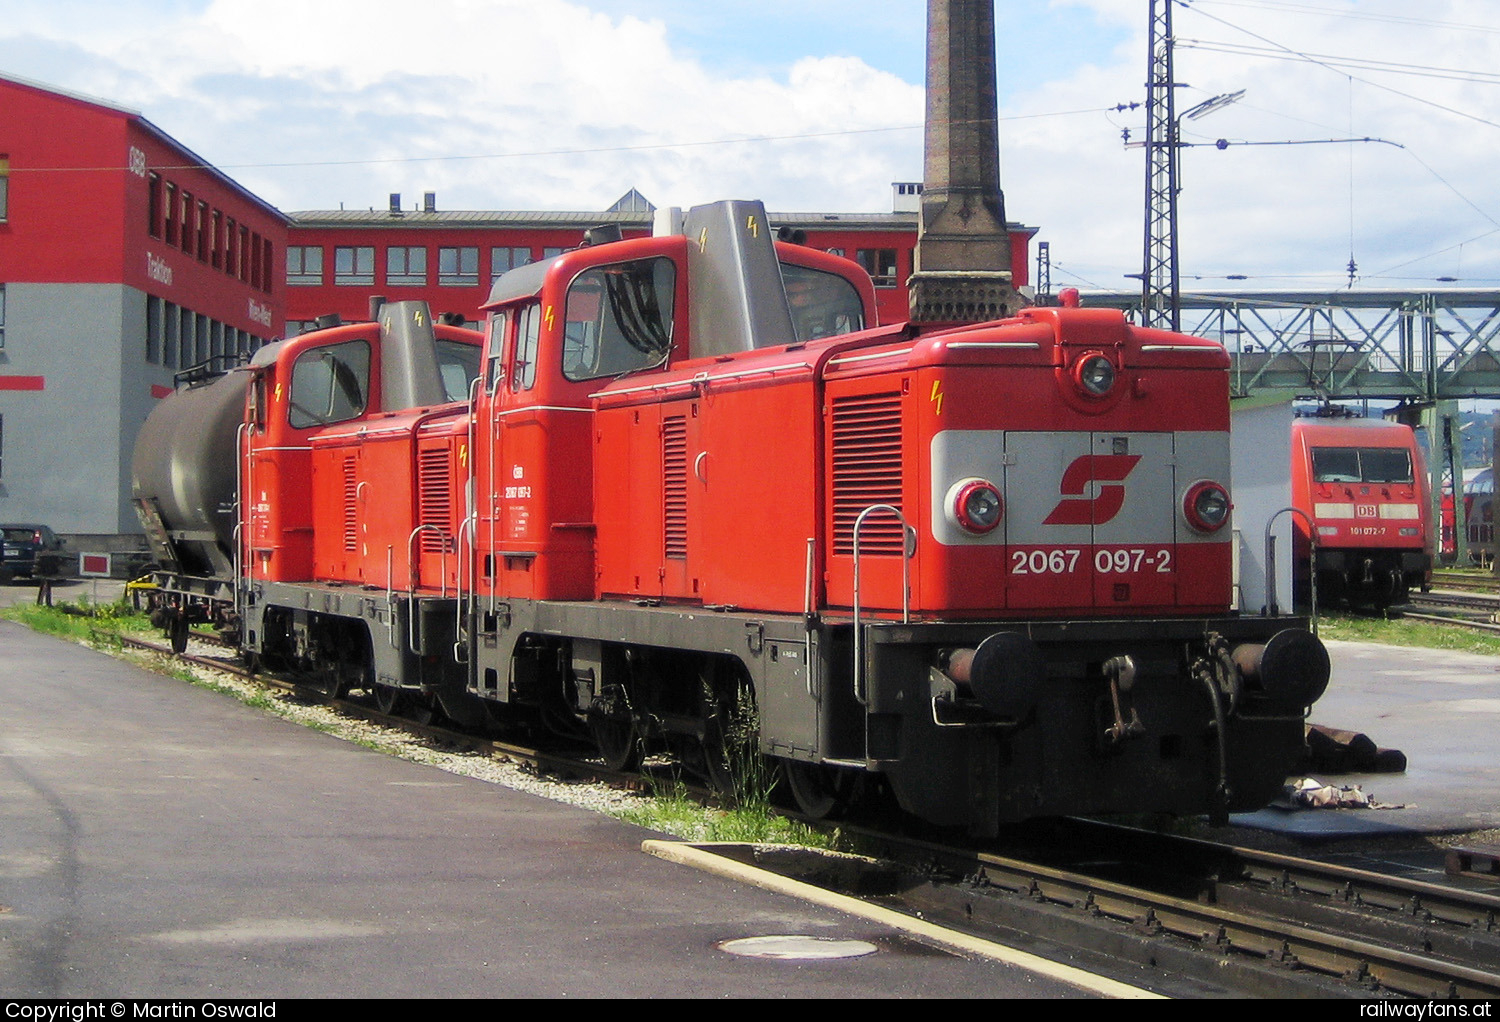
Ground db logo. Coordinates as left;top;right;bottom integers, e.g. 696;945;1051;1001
1355;505;1377;519
1043;454;1141;526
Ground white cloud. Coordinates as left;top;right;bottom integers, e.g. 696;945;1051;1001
3;0;1498;290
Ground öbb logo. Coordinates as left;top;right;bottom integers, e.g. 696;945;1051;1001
1043;454;1142;526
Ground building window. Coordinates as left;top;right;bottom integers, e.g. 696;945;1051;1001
387;246;427;286
0;413;5;479
223;217;237;277
164;182;178;246
287;246;322;286
543;247;565;259
148;172;161;238
0;155;10;222
163;302;178;369
210;210;222;268
261;238;274;294
438;246;479;286
178;307;194;369
238;225;251;283
856;248;898;288
146;295;161;364
248;231;262;288
196;313;209;364
0;284;5;351
490;246;532;282
335;246;375;286
180;190;194;254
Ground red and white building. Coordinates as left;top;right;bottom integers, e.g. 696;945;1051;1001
0;73;1036;547
0;73;285;543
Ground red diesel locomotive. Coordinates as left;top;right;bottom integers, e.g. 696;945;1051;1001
134;199;1329;833
1290;417;1431;608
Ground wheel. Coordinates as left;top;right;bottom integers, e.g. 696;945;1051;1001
782;759;861;820
696;660;764;802
372;683;405;715
589;707;642;773
168;614;190;655
406;695;436;726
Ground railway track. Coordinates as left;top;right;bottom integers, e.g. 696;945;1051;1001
1402;587;1500;632
739;820;1500;998
121;629;1500;998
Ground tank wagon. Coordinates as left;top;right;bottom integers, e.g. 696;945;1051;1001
1290;418;1431;608
134;199;1329;834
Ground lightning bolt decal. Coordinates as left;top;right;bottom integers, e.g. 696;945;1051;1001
930;380;944;415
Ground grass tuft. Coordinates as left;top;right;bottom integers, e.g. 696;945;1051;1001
1318;611;1500;657
613;779;837;847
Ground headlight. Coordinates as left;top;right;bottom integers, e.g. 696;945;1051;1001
1072;352;1116;398
948;478;1004;534
1183;480;1231;532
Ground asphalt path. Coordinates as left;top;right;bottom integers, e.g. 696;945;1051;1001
0;620;1092;999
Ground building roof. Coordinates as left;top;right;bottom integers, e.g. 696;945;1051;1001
286;207;1036;235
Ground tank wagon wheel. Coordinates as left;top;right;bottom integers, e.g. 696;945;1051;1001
168;614;190;655
782;760;862;820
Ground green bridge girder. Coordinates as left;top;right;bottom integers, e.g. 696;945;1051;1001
1085;289;1500;401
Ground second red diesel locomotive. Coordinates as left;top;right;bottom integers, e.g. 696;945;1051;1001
134;199;1329;834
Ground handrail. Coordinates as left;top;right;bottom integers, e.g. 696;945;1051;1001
851;504;913;706
406;524;451;654
1264;505;1318;633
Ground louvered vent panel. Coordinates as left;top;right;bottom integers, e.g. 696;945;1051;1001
418;447;453;553
342;457;358;552
663;415;689;560
831;392;904;555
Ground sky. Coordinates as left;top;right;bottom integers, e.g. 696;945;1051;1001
3;0;1498;295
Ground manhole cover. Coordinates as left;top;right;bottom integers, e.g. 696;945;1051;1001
717;935;879;960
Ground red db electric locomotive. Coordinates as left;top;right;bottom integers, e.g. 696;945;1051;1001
134;199;1329;834
1290;417;1431;608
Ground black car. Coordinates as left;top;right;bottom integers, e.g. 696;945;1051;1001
0;524;65;581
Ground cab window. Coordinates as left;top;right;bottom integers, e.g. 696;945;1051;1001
1311;446;1414;484
562;257;675;381
781;262;865;342
484;311;510;394
436;339;481;402
512;303;541;392
288;340;370;428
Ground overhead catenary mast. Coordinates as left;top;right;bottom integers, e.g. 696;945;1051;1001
1141;0;1180;331
908;0;1028;325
